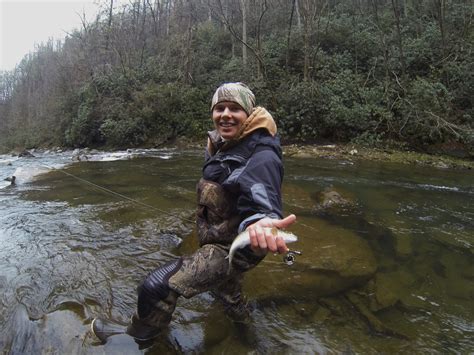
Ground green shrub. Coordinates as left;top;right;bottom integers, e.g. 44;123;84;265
65;94;102;147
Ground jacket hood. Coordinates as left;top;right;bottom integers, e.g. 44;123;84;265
237;106;277;139
207;106;277;156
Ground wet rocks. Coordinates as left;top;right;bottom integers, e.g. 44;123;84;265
366;273;401;312
345;290;408;338
311;304;332;323
434;161;450;169
4;176;16;185
312;186;356;214
281;144;474;170
305;222;378;291
247;218;378;299
393;233;413;259
18;150;35;158
72;148;90;162
430;229;473;255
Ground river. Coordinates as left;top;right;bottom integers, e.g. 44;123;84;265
0;148;473;354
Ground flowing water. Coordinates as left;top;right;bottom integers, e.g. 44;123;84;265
0;149;473;354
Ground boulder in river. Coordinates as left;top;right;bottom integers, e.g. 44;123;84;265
246;218;378;299
18;150;35;158
312;186;357;214
4;176;16;185
304;222;378;292
72;148;90;162
366;272;402;312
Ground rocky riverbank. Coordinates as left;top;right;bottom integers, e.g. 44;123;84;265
4;140;473;170
281;144;474;170
170;136;473;170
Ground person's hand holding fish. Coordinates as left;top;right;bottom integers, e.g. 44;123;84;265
247;214;296;255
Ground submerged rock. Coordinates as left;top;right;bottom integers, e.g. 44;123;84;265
367;273;402;312
247;218;377;299
305;222;377;290
430;229;473;254
345;290;408;339
393;233;413;259
312;186;356;214
312;305;331;323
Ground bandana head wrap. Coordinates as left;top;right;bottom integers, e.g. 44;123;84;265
210;82;256;115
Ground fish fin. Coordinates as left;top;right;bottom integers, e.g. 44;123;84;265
271;227;278;236
225;255;229;260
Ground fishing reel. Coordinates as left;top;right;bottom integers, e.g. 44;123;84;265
283;250;302;266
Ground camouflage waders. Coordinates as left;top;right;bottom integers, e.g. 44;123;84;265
126;179;264;339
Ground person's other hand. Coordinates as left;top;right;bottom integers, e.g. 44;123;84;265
246;214;296;255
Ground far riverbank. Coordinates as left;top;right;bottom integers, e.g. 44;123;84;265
170;138;474;170
4;141;473;171
281;144;474;170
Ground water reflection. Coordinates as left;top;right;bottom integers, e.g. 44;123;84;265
0;149;473;353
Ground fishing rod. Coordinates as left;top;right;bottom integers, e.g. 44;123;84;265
41;163;196;224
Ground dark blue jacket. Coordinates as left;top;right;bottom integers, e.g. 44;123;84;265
203;129;283;232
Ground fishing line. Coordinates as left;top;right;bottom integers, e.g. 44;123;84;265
41;163;196;224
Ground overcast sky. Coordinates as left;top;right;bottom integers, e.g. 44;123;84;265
0;0;102;71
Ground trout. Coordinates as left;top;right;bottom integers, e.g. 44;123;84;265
226;227;298;272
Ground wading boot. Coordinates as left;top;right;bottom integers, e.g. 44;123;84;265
91;258;182;344
91;318;128;343
125;289;179;341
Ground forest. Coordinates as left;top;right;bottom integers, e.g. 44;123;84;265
0;0;472;155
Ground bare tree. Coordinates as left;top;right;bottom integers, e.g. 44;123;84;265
370;0;390;94
391;0;406;75
212;0;267;77
298;0;328;80
434;0;448;59
286;0;297;68
240;0;248;65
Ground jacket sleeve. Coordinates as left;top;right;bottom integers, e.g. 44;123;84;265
223;147;283;232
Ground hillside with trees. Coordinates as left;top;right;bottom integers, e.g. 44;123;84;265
0;0;472;155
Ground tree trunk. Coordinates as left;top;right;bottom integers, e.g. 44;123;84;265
352;0;358;75
240;0;248;66
139;0;147;68
106;0;113;51
295;0;302;29
146;0;158;36
371;0;390;95
255;0;268;78
436;0;447;59
286;0;296;69
299;0;327;81
392;0;406;75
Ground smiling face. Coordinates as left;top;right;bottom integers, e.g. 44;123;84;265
212;101;249;140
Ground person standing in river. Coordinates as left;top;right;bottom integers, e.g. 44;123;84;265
92;82;296;343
